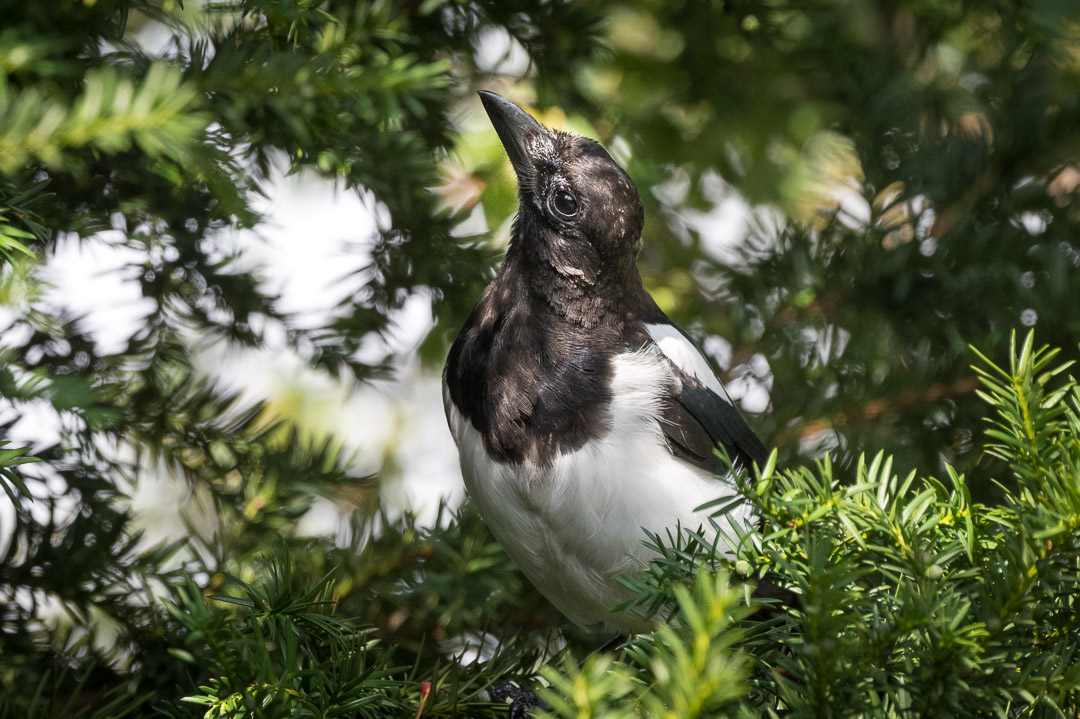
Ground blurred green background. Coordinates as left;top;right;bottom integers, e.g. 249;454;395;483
2;0;1080;715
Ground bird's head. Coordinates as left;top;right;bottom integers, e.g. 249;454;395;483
479;91;645;289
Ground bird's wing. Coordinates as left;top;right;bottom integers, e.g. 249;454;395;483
644;322;768;475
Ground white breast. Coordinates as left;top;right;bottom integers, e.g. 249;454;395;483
443;346;756;633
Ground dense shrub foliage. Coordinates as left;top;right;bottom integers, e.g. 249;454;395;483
2;0;1080;716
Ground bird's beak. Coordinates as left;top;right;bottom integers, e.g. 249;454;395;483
478;90;549;177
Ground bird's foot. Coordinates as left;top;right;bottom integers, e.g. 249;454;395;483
490;683;550;719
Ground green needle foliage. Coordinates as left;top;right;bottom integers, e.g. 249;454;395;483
3;0;1080;717
155;545;559;719
161;568;408;719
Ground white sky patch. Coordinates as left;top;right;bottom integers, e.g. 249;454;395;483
230;156;379;327
375;366;466;524
703;335;733;371
473;26;531;77
678;171;788;268
450;203;490;238
351;289;437;366
726;353;773;414
683;191;751;266
125;453;218;557
652;167;691;207
40;233;156;356
130;14;176;57
835;187;871;229
0;497;12;560
5;398;63;452
1016;211;1049;236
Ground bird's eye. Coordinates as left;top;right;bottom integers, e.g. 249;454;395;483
547;189;579;220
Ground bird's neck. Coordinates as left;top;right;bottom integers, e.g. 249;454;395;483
502;217;646;329
501;248;643;330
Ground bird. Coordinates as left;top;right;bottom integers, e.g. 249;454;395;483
443;91;768;635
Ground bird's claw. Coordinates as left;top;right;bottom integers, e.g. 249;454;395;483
491;683;549;719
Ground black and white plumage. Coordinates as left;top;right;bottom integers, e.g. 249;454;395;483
443;92;767;633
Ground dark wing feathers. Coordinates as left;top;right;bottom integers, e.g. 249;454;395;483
669;375;768;471
645;322;768;476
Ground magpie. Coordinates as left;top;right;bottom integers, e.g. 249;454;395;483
443;91;768;634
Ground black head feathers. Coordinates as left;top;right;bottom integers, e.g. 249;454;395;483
479;92;645;282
